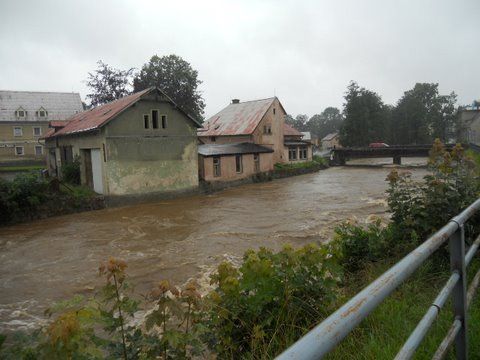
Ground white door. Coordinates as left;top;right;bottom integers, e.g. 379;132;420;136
90;148;104;194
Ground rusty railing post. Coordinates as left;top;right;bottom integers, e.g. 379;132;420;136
449;224;468;359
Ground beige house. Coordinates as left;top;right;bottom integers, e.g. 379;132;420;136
321;132;341;150
198;97;285;182
0;91;83;161
44;87;201;197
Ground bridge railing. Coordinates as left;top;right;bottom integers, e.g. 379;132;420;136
276;198;480;360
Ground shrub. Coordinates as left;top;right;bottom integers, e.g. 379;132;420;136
334;220;393;272
207;243;342;358
61;157;81;185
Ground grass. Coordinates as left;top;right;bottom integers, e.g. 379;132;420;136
320;256;480;359
0;165;44;172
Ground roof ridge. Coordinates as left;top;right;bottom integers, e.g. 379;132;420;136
231;97;276;104
0;90;81;95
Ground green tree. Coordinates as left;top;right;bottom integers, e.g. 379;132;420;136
307;107;343;139
85;61;134;107
133;54;205;122
392;83;457;144
340;81;388;147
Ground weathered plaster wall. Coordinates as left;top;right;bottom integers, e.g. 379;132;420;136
200;152;273;182
103;98;198;195
282;144;313;164
252;98;285;163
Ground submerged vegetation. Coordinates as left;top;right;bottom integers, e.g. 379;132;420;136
1;140;480;359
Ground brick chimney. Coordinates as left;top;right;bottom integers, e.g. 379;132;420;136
231;99;240;104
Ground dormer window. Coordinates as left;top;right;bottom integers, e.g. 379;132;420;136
16;107;26;118
36;107;48;118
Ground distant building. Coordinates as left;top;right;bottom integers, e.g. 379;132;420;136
0;90;83;161
321;132;341;150
458;105;480;145
44;87;201;197
284;124;313;162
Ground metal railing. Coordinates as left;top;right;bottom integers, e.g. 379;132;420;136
276;198;480;360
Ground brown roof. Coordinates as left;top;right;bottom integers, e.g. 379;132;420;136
199;97;285;137
283;123;303;136
49;120;71;128
46;87;200;138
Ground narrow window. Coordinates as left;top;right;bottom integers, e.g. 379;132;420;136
210;136;216;142
213;156;221;177
152;110;159;129
289;147;297;161
33;127;42;136
13;127;23;137
35;145;43;156
235;155;243;173
15;146;24;156
144;114;150;129
273;108;276;115
254;153;260;172
16;110;26;118
161;115;167;129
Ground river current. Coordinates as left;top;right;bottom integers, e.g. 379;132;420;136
0;159;428;332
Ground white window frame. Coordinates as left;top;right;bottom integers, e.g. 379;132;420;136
15;146;24;156
33;126;42;136
13;126;23;137
16;109;26;118
37;109;47;118
288;147;297;161
254;153;260;172
35;145;43;156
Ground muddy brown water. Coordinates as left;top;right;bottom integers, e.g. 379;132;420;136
0;158;428;332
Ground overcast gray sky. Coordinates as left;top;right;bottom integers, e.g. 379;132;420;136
1;0;479;118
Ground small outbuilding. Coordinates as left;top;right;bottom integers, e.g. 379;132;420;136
44;87;201;197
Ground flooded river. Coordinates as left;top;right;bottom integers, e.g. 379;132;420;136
0;159;428;332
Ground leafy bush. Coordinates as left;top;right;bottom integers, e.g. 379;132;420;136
207;243;342;358
61;157;81;185
335;220;393;272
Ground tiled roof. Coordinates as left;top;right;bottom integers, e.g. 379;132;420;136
198;98;276;136
284;123;303;136
47;87;200;138
0;90;83;122
198;142;274;157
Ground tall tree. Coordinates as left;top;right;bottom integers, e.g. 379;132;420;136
340;81;388;147
307;107;343;139
392;83;457;144
85;61;134;107
133;54;205;121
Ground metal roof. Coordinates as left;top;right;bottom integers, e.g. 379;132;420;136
301;131;312;140
0;90;83;122
322;132;339;141
284;123;303;136
47;87;201;138
198;97;277;137
198;142;274;157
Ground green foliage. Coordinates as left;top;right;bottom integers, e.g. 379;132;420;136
391;83;457;144
61;156;81;185
133;54;205;122
208;243;342;358
86;60;134;107
335;220;393;272
306;107;344;140
274;156;326;170
339;81;389;147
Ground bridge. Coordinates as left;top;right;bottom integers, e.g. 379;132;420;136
276;199;480;360
331;144;458;166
